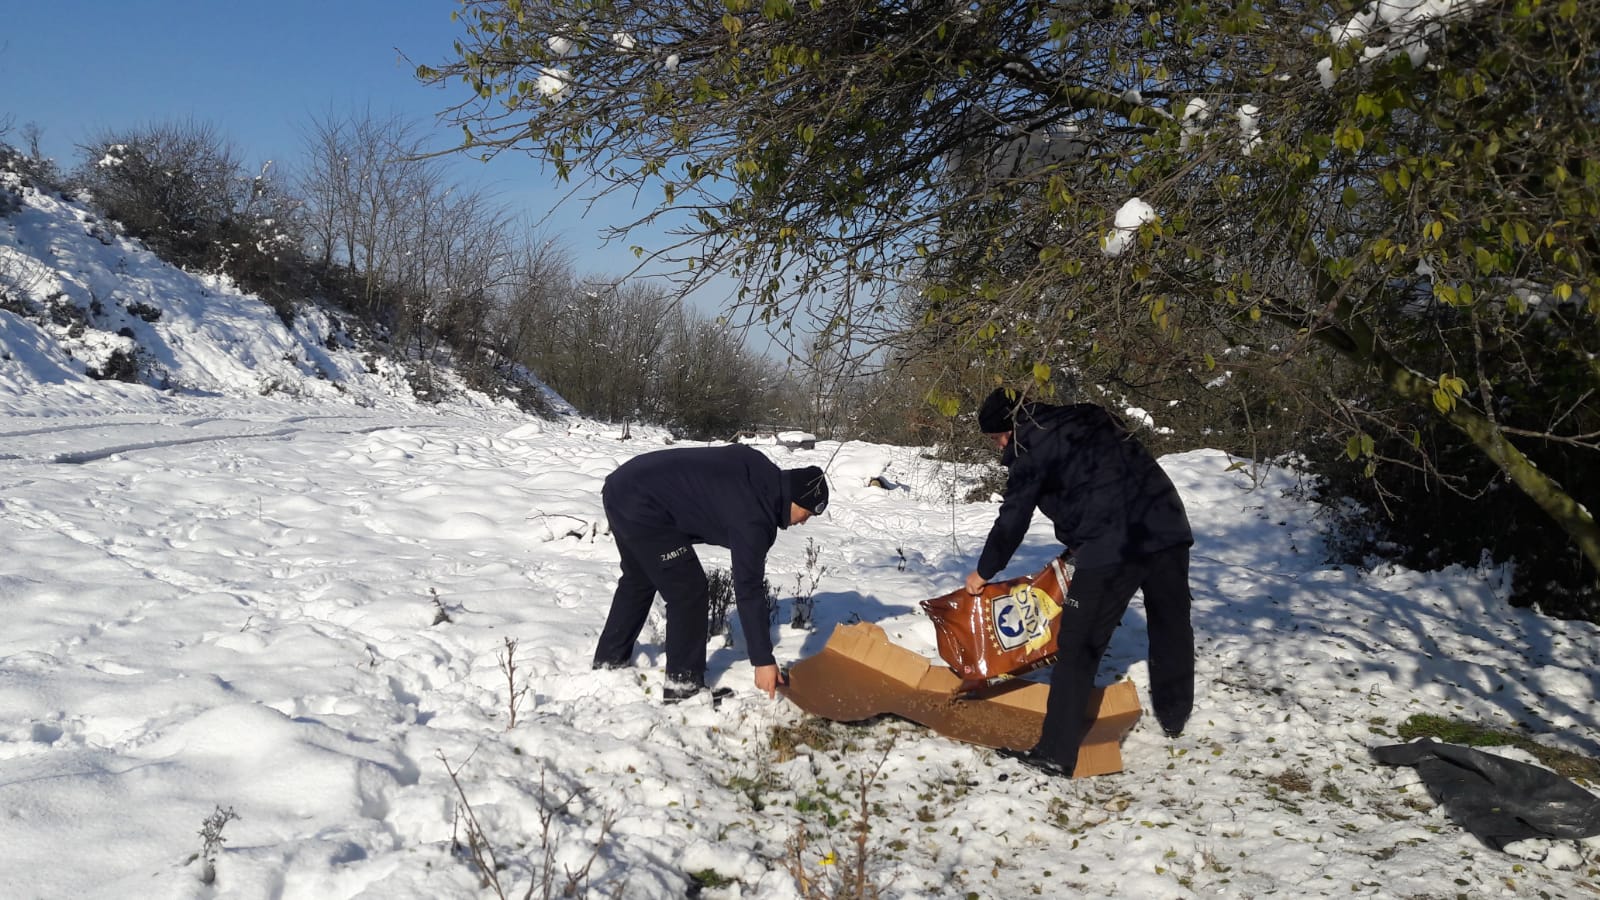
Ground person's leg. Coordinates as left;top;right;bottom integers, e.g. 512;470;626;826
1032;561;1146;772
592;522;657;669
594;518;714;687
648;543;712;686
1142;544;1195;736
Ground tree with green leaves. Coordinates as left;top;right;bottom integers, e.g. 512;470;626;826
424;0;1599;615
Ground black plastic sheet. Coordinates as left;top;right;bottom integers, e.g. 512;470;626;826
1371;739;1600;851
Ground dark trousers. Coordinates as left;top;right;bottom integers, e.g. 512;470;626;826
1034;544;1195;772
592;493;711;685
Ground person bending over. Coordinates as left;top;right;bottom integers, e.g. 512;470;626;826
593;444;829;703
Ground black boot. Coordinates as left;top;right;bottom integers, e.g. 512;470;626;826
662;683;734;707
996;746;1073;778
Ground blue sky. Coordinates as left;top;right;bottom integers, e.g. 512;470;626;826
2;1;454;165
0;0;740;312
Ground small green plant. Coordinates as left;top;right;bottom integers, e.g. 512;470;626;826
689;868;737;892
726;773;776;812
1398;714;1600;782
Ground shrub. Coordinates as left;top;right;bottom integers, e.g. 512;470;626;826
73;120;246;265
87;347;141;383
1308;416;1600;624
707;567;779;645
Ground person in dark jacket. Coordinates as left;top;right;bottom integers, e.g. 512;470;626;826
592;444;830;703
965;387;1195;777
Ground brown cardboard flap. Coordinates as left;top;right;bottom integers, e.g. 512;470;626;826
780;621;1142;777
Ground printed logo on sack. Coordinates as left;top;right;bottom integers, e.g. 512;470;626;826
990;584;1063;652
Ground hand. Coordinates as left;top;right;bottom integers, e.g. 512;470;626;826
754;664;787;698
965;570;987;595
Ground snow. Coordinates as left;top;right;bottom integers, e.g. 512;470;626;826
4;151;1600;900
537;69;570;99
1237;104;1262;156
1180;98;1212;151
1318;0;1493;88
1101;197;1158;258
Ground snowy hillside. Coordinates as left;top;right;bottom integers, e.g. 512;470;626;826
0;167;556;415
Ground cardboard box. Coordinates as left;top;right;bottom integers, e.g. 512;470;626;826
781;621;1142;777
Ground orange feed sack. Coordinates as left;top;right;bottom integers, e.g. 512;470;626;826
920;557;1074;695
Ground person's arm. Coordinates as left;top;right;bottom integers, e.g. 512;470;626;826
972;459;1047;584
729;532;780;695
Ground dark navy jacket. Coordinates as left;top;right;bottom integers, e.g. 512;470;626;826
977;403;1193;578
603;444;793;666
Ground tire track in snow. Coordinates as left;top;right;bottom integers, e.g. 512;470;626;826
0;413;444;463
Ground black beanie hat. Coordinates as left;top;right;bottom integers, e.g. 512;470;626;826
978;387;1020;434
786;466;830;514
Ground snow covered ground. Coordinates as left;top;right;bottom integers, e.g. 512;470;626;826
3;159;1599;900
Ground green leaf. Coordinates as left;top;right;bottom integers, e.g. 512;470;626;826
1431;376;1465;415
927;389;961;418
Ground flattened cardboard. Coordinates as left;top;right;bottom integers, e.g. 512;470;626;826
781;621;1142;777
